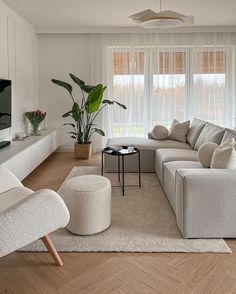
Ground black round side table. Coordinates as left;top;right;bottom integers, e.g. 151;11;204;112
101;146;141;196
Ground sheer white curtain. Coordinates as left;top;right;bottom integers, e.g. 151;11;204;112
107;47;146;137
90;33;236;146
191;49;230;126
150;49;187;127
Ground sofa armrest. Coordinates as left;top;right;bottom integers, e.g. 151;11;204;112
175;168;236;238
0;189;70;257
0;167;23;194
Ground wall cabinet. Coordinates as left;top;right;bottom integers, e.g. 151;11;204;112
0;129;59;181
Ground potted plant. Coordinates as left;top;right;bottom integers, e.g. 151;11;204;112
52;74;126;159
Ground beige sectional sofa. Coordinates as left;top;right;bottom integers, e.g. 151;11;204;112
105;118;236;238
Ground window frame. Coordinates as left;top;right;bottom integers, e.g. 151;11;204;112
108;46;233;137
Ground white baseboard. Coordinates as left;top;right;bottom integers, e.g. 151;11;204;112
56;147;73;152
56;146;102;153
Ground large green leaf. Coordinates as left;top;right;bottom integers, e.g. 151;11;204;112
102;99;127;109
69;74;95;93
62;110;72;118
51;79;73;94
86;84;106;113
67;131;77;135
81;85;96;93
102;99;114;105
72;102;80;112
93;128;105;136
71;102;81;122
69;74;85;88
63;123;76;128
114;101;127;109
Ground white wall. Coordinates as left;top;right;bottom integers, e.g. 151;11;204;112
0;1;38;141
38;34;93;150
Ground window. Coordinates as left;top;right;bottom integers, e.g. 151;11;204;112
108;47;232;137
192;51;226;125
151;51;187;126
112;51;145;137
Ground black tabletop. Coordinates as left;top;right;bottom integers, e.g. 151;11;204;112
102;146;139;156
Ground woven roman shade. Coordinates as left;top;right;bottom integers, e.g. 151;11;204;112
113;51;225;75
194;51;226;74
113;52;144;74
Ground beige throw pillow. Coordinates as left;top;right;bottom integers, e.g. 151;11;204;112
197;142;219;168
211;138;236;169
168;119;190;143
151;125;169;140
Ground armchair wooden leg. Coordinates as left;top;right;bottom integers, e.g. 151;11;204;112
41;235;63;266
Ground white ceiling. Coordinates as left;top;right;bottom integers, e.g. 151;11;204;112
2;0;236;33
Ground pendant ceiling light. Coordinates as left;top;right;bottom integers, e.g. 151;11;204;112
129;0;194;29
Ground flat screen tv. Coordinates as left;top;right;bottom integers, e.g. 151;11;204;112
0;79;11;131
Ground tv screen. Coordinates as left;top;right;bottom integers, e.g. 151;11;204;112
0;79;11;131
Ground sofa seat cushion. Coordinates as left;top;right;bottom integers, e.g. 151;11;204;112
163;161;204;214
107;137;191;151
0;186;33;212
155;149;198;185
194;123;225;150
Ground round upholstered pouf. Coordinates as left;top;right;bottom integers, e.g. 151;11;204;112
64;175;111;235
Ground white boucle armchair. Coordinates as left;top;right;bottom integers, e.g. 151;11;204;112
0;167;70;266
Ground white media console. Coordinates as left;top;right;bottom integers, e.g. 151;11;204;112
0;128;59;181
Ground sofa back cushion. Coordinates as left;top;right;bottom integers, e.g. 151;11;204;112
194;123;225;150
168;119;190;143
187;118;207;147
221;128;236;146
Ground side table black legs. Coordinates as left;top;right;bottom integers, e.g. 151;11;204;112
101;150;104;176
101;148;141;196
118;154;120;183
138;149;141;188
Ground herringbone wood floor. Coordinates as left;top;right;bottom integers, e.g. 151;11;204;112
1;152;236;294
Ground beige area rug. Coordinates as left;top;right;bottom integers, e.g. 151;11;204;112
21;166;231;253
